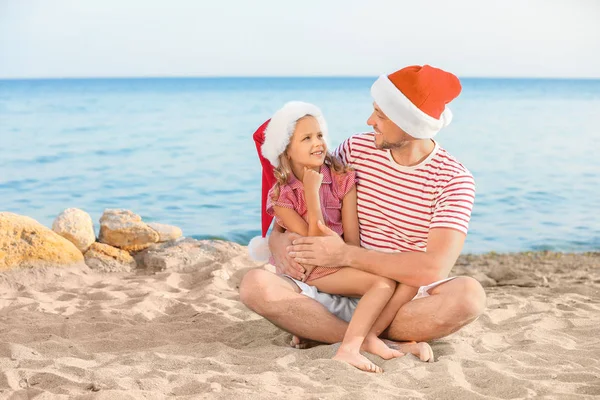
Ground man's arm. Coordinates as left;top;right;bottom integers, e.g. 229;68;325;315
344;228;466;286
289;224;465;287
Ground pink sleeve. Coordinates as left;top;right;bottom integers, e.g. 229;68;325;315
266;184;298;229
333;170;356;201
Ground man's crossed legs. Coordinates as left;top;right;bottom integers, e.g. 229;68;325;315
239;269;486;361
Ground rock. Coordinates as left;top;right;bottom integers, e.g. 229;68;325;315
98;209;159;252
147;222;183;242
100;209;141;224
497;277;538;288
84;242;136;273
487;265;520;282
135;238;243;272
211;268;231;280
135;238;215;272
0;212;84;270
470;271;497;287
52;208;96;252
86;383;101;392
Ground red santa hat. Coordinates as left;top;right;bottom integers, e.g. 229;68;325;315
370;65;462;139
248;101;328;262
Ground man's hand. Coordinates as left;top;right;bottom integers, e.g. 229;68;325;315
269;229;307;280
289;221;348;268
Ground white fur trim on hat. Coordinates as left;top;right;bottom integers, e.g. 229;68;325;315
262;101;329;167
370;75;453;139
248;235;271;262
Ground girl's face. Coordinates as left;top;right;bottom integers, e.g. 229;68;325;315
286;116;327;171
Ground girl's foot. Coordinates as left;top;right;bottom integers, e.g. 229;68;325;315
332;346;383;373
361;334;405;360
382;339;434;362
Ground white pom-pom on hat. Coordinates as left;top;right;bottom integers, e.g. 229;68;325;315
248;235;270;262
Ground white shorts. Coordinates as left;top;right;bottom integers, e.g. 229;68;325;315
287;276;458;323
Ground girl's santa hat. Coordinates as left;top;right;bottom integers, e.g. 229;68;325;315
248;101;328;262
370;65;462;139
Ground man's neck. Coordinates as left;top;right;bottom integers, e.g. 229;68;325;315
389;139;435;167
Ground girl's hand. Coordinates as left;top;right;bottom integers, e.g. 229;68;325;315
302;167;323;193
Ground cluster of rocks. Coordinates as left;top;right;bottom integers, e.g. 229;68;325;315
0;208;183;273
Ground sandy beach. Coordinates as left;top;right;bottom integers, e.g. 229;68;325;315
0;241;599;399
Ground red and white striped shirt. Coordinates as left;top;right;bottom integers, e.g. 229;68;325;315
335;133;475;253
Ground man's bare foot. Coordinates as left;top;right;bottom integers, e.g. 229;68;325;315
382;339;434;362
290;335;307;349
332;346;383;373
290;335;320;349
361;334;405;360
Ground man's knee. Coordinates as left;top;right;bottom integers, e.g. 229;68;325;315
450;276;487;321
239;269;296;315
239;269;269;312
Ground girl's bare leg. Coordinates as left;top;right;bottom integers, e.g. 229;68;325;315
309;268;396;373
299;277;434;362
361;283;433;361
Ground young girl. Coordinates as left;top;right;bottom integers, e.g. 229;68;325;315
250;101;421;373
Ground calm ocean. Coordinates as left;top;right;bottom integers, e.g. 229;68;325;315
1;77;599;254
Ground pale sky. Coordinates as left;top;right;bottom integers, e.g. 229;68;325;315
1;0;599;79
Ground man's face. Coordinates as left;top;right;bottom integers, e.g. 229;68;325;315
367;103;413;150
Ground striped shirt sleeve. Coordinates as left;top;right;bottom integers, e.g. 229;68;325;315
430;174;476;235
334;137;354;166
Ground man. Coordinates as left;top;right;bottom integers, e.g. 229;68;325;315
240;65;486;361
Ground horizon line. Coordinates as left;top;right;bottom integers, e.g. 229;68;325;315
1;74;600;82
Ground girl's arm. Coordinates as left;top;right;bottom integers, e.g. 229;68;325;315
303;169;326;237
341;186;360;246
272;206;309;237
305;188;326;237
